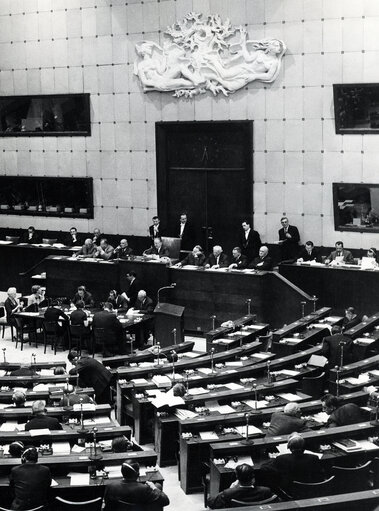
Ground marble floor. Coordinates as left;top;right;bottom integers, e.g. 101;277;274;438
0;324;206;510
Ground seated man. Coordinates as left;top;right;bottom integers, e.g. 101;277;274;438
143;237;170;259
321;394;365;427
10;364;37;377
95;238;115;260
208;463;272;509
92;227;104;244
228;246;248;270
72;285;94;308
325;241;355;265
6;390;27;408
133;290;154;314
107;290;129;310
44;299;69;335
114;238;133;259
266;402;309;436
176;245;205;267
64;226;81;246
25;400;62;431
9;446;51;510
92;302;125;356
249;245;273;271
342;306;361;331
130;290;155;349
111;436;134;453
9;441;24;458
74;238;97;258
22;225;40;244
205;245;229;269
68;350;112;404
297;240;322;263
260;433;324;491
103;460;169;511
70;300;89;326
321;325;353;369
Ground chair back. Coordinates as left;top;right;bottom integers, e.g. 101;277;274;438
372;457;379;488
116;500;164;511
301;371;325;398
43;321;60;335
230;494;278;507
69;324;86;337
42;238;57;245
5;236;20;243
55;496;102;511
291;475;335;499
0;506;45;511
332;461;372;493
161;236;181;260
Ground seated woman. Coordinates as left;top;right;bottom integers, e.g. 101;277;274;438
361;247;379;269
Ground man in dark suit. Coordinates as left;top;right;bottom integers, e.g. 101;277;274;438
177;213;195;251
9;447;51;510
149;215;164;240
72;285;94;307
122;271;141;308
321;394;365;427
44;299;69;336
92;227;104;244
278;217;300;261
131;290;154;349
70;300;88;326
68;350;112;404
143;237;170;259
297;240;322;263
74;238;97;258
249;246;273;270
205;245;229;269
208;464;272;509
176;245;205;267
64;227;81;246
267;402;309;436
92;302;125;356
321;325;353;369
114;238;133;259
229;247;248;270
103;460;169;511
342;306;361;331
134;290;154;314
21;226;40;244
25;400;62;431
240;220;261;261
325;241;355;265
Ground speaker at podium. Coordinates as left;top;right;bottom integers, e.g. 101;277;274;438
154;303;184;348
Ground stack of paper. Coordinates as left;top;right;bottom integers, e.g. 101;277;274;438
0;422;18;432
199;431;219;441
173;409;198;420
104;465;123;478
312;411;329;424
212;338;235;345
29;429;51;436
73;403;96;411
224;382;244;390
277;393;301;402
235;425;262;436
152;375;172;388
52;442;71;456
187;387;209;396
197;367;213;375
68;472;90;485
130;378;149;386
243;400;268;409
276;369;300;376
151;392;185;409
251;353;271;359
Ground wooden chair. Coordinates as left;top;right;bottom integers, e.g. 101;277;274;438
69;324;90;355
301;371;325;398
0;304;13;339
14;316;36;351
332;460;372;493
55;497;102;511
291;475;335;499
42;320;64;354
230;494;278;507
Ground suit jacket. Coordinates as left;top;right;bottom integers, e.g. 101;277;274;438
21;231;40;244
180;252;205;266
249;255;273;271
92;310;123;349
230;254;248;270
25;414;62;431
70;309;88;326
134;296;154;314
327;403;365;427
261;452;324;489
205;253;229;268
240;229;262;260
92;232;104;244
44;306;69;324
114;246;133;259
326;249;354;264
108;294;129;310
95;244;115;260
10;463;51;510
72;291;94;307
298;246;322;262
77;244;97;258
178;222;195;251
342;315;361;331
64;234;82;246
149;224;165;239
144;245;170;258
208;484;272;509
266;411;308;436
321;333;353;368
69;356;112;398
278;225;300;260
126;279;141;308
104;479;169;511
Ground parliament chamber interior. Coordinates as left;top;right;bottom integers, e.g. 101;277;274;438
1;1;379;510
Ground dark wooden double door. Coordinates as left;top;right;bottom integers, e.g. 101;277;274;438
155;121;253;255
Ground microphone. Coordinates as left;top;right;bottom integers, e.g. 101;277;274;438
157;283;177;307
241;412;254;445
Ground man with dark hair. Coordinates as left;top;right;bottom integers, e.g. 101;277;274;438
342;306;361;331
240;220;261;261
208;463;272;508
177;212;195;251
229;247;248;270
103;460;170;510
321;394;365;427
25;400;62;431
321;325;354;369
44;299;69;336
10;364;36;377
278;217;300;262
9;446;51;509
122;271;141;308
72;285;94;307
149;215;164;239
325;241;354;265
70;300;89;326
68;350;112;404
65;226;81;246
143;237;170;259
297;241;322;263
176;245;205;267
92;302;125;356
22;225;40;244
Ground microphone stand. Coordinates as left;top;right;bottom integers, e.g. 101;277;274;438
264;360;274;387
210;348;215;375
172;328;177;346
31;353;36;365
89;427;103;461
300;301;306;321
371;395;379;425
241;413;254;445
250;383;261;414
155;342;161;366
78;397;88;434
184;370;193;400
211;315;216;331
339;341;346;368
246;299;251;316
171;350;176;381
311;295;318;315
2;348;7;364
335;366;340;398
75;373;80;393
156;283;176;308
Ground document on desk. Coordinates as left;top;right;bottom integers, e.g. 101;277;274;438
173;409;198;420
187;387;209;396
130;378;149;385
199;431;219;441
71;444;86;453
312;411;329;424
243;400;268;409
276;393;301;402
29;428;51;436
369;370;379;377
51;479;59;486
225;361;244;367
151;392;185;409
52;442;71;456
104;465;123;478
0;422;18;431
251;352;270;359
38;369;55;376
69;473;90;485
235;425;262;436
197;367;213;375
276;369;300;376
73;403;96;411
224;382;244;390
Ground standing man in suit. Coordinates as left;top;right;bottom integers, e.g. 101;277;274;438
130;290;154;348
325;241;355;265
22;226;40;244
64;227;81;246
297;240;322;263
228;247;248;270
149;216;164;239
92;302;125;356
321;325;353;369
68;350;112;404
278;217;300;262
205;245;229;269
121;271;140;308
240;220;261;261
178;213;195;251
249;246;273;271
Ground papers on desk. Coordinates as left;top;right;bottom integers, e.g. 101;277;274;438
212;338;235;345
83;416;111;426
312;323;332;332
68;472;90;486
345;373;370;385
199;431;219;441
51;479;59;486
355;439;379;451
0;371;6;378
0;240;12;245
52;243;65;248
187;387;209;396
52;442;71;456
151;391;185;409
224;382;244;390
130;378;149;386
98;440;113;451
0;422;18;431
279;338;302;345
275;369;300;377
73;403;96;411
29;428;51;436
235;425;262;436
276;393;301;402
276;443;322;458
145;389;161;397
152;375;172;388
197;367;213;375
369;370;379;377
139;362;155;368
32;384;50;391
181;265;200;270
182;351;203;358
325;316;343;323
355;338;374;345
104;465;123;478
333;439;363;452
243;400;268;409
243;324;265;330
312;412;329;424
251;352;271;359
225;361;244;367
38;369;55;376
225;455;253;469
173;408;198;420
19;312;40;317
71;444;86;453
0;403;9;410
207;405;235;415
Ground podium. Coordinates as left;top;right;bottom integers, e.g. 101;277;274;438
154;303;185;348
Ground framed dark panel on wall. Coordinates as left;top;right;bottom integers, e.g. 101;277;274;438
0;176;93;219
333;83;379;134
0;93;91;136
333;182;379;233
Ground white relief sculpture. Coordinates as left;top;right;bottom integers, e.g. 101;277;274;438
134;13;286;98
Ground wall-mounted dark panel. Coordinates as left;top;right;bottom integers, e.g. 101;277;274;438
333;182;379;233
333;83;379;134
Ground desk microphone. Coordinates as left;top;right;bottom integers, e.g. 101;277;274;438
2;348;6;365
241;413;254;445
335;365;340;397
157;283;176;308
339;340;346;368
